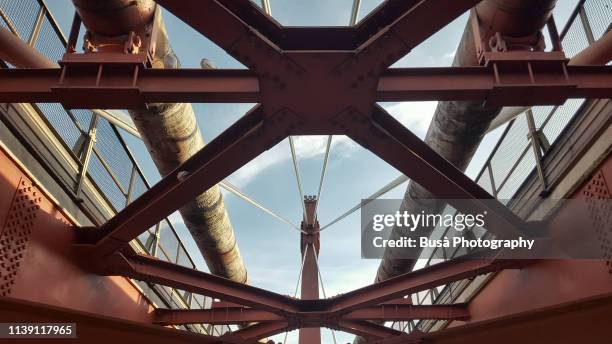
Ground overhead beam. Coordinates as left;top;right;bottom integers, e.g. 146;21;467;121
119;254;300;315
344;304;470;321
155;307;283;326
377;65;612;105
153;304;469;326
1;65;610;108
81;105;294;259
0;67;260;108
326;250;528;314
345;105;529;240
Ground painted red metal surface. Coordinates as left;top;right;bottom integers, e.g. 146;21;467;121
0;297;253;344
299;196;321;343
155;304;469;326
0;64;609;108
2;0;611;342
370;293;612;344
103;248;531;339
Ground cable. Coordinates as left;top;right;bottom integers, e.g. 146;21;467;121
311;243;338;344
220;181;305;234
315;135;333;215
349;0;362;25
289;136;307;218
320;175;408;231
283;244;309;344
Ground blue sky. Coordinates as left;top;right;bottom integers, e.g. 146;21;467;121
46;1;579;342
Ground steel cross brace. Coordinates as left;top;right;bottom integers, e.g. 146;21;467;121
154;304;469;326
101;247;530;341
69;0;551;259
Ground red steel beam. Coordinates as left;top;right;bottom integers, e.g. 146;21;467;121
225;321;291;341
82;105;296;259
325;250;528;314
1;65;609;108
154;0;285;71
119;254;300;315
346;0;481;72
343;106;529;240
153;304;469;326
336;319;404;340
0;67;260;108
344;304;470;321
0;296;254;344
377;65;612;106
155;307;283;326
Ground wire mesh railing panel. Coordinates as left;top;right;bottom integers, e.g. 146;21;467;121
94;118;134;191
33;15;65;62
130;176;149;202
71;109;93;130
496;148;537;200
542;99;585;144
0;0;40;39
158;221;180;262
583;0;611;40
488;116;530;186
532;105;556;128
88;152;127;211
35;103;83;150
561;13;591;57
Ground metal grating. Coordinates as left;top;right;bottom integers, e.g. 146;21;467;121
583;0;612;40
0;0;39;39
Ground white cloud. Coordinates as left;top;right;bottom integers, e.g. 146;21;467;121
227;135;358;187
382;101;438;139
225;101;438;188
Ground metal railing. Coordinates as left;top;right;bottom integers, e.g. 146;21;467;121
0;0;231;336
404;0;611;334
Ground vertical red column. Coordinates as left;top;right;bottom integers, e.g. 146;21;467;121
299;196;321;344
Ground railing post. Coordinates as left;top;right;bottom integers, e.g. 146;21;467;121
74;112;99;200
578;3;596;45
526;109;549;196
125;165;138;206
144;223;161;257
27;5;45;46
486;162;498;198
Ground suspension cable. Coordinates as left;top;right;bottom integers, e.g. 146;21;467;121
315;135;333;215
320;175;408;231
289;136;307;217
311;243;338;344
283;244;309;344
220;181;306;234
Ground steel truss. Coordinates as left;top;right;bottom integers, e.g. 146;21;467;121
2;0;610;342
